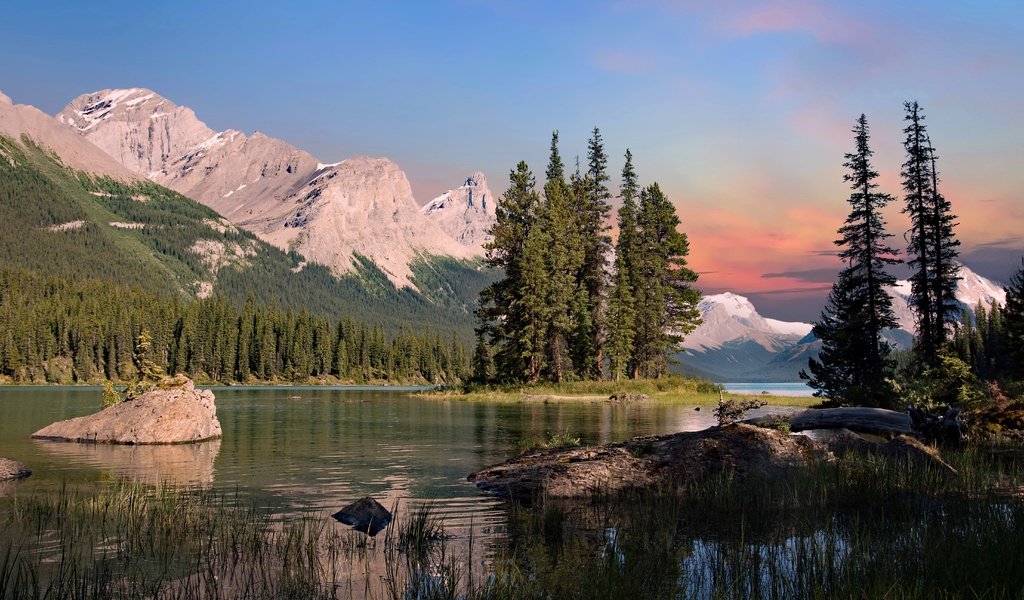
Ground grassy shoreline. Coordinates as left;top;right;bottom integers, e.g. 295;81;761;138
420;376;819;407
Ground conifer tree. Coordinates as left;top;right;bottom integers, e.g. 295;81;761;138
926;133;962;349
541;131;585;382
569;162;597;377
631;183;700;378
802;115;900;407
902;101;961;368
581;127;613;378
606;150;640;379
476;161;544;381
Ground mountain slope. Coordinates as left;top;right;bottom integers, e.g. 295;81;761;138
0;126;492;336
1;90;138;180
58;88;487;288
260;156;477;287
673;293;813;382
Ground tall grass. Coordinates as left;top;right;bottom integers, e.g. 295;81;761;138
3;446;1024;599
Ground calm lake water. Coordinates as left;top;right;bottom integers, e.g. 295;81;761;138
0;387;796;507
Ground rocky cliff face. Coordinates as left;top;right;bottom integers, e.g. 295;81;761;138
60;88;214;175
263;156;476;287
421;172;497;254
0;90;138;179
58;88;486;288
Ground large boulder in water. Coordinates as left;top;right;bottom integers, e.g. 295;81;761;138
32;378;221;444
0;458;31;481
469;424;833;502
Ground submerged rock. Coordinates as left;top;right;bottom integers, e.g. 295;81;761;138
332;496;392;536
0;458;31;481
469;424;833;502
31;378;221;444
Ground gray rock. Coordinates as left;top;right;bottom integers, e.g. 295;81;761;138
469;424;833;502
32;377;221;444
332;496;392;536
0;458;31;481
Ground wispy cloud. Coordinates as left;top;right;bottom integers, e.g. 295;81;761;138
761;267;838;283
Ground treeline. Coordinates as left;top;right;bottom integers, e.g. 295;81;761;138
0;270;469;385
474;129;700;384
952;275;1024;384
803;102;1024;408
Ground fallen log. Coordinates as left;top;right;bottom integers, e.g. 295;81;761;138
746;407;914;437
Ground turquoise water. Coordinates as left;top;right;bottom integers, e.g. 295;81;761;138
723;382;816;397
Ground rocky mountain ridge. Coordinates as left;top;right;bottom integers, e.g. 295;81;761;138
0;89;139;179
57;88;493;288
420;172;496;254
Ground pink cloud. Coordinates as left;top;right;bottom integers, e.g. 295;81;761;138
714;0;871;45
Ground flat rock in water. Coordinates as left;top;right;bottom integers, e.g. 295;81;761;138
332;496;392;536
469;424;833;502
31;378;221;444
0;458;31;481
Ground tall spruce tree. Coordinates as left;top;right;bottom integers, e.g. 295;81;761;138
606;150;640;379
902;101;961;368
569;161;597;377
631;183;700;378
541;131;585;382
476;161;544;381
802;115;900;407
581;128;613;378
926;133;962;350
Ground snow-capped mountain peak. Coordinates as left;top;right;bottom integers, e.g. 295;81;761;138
685;292;812;351
889;263;1005;333
699;292;756;319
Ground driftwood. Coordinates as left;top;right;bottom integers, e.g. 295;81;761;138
746;407;914;437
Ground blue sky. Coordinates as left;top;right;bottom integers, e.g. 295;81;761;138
3;0;1023;319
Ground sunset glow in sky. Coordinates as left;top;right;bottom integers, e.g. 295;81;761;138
2;0;1022;320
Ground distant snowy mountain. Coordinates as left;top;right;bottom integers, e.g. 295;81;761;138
889;263;1006;337
674;264;1006;382
675;293;814;382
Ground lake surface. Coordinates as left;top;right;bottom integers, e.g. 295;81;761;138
723;382;816;397
0;387;792;505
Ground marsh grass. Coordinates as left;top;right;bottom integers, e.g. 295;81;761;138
3;445;1024;599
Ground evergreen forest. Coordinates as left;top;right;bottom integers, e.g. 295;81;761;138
803;102;1024;410
473;129;701;384
0;131;496;384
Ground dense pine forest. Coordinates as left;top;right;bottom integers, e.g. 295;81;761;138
0;269;469;384
474;129;701;384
